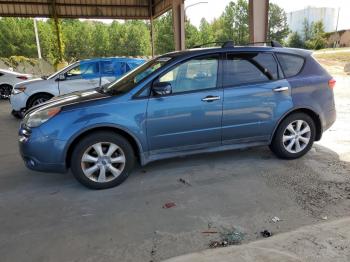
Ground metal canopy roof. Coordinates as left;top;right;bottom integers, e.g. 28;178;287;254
0;0;173;19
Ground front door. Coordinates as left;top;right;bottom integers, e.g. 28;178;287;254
58;61;100;95
146;54;223;154
222;52;293;144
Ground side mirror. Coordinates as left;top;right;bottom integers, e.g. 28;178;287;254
58;74;66;81
152;82;172;96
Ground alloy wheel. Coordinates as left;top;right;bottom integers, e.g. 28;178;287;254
282;120;311;154
81;142;126;183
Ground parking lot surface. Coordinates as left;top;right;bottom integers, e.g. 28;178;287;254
0;76;349;262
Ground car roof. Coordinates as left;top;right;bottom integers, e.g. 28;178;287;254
79;57;146;63
160;46;312;60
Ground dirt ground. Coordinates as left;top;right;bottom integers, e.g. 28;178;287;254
0;61;349;262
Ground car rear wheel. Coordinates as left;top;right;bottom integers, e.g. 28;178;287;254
270;113;316;159
70;132;135;189
28;94;52;109
0;84;12;99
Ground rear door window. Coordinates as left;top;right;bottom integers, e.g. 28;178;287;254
275;53;304;78
224;53;277;87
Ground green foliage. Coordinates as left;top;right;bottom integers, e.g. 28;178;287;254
0;1;291;60
302;20;327;50
154;12;174;54
286;32;304;48
268;3;289;43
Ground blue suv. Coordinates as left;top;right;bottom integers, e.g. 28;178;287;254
19;41;336;189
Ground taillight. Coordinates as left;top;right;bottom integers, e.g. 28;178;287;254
328;78;336;89
17;76;28;80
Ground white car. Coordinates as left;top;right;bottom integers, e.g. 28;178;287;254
10;57;145;117
0;69;32;99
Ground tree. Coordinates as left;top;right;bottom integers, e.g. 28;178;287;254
305;21;327;50
220;0;249;44
198;18;215;45
287;32;304;48
268;3;289;43
154;12;174;54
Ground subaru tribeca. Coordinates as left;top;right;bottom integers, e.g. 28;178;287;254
18;42;336;189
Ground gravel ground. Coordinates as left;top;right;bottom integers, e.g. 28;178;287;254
0;69;349;262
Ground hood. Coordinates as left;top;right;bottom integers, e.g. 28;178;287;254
26;89;109;115
14;77;45;87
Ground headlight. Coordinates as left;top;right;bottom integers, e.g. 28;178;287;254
24;107;61;128
12;86;26;95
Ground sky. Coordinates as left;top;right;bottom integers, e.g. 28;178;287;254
185;0;350;30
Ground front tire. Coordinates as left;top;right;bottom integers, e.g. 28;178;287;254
27;94;52;109
70;132;135;189
270;113;316;159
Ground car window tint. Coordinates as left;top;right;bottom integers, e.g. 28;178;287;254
159;56;218;94
253;53;279;79
276;53;304;78
223;54;270;86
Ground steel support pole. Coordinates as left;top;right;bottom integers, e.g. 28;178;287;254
33;18;42;59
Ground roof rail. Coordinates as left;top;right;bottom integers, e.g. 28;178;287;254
247;40;283;47
222;41;234;48
192;40;235;49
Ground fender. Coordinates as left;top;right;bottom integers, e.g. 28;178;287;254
269;105;322;143
63;122;146;166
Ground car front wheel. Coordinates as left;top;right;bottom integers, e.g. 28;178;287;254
270;113;316;159
70;132;135;189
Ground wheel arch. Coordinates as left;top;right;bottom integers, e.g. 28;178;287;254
26;92;55;108
271;107;322;142
65;126;143;168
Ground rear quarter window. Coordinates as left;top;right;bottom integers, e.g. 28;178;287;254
276;53;304;78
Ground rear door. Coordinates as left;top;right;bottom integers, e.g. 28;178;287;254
222;52;293;144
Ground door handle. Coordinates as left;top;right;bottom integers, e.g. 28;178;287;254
201;95;221;102
273;86;289;92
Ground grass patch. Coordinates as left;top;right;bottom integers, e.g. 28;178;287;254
313;52;350;63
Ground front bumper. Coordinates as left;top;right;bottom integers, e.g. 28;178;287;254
10;92;28;111
18;125;67;173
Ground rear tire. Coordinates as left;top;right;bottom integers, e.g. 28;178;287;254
27;93;53;109
270;113;316;159
0;84;12;99
70;132;135;189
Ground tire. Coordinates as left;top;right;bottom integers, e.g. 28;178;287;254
28;94;52;109
0;84;12;99
70;132;135;189
270;113;316;159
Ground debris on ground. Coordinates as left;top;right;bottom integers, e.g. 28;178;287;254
322;216;328;220
178;178;192;186
202;231;218;234
260;230;273;238
162;202;176;209
271;216;280;223
209;240;228;248
209;228;245;248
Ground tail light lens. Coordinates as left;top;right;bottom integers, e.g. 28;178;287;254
17;76;28;80
328;78;336;89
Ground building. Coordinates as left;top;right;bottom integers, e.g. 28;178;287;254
287;7;337;35
327;29;350;47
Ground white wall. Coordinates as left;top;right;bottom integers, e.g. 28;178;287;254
287;7;336;35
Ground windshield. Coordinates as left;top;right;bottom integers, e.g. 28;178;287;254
46;62;78;80
102;57;172;95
